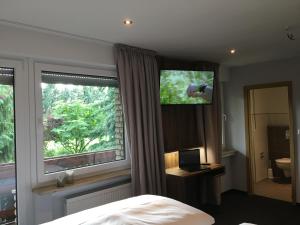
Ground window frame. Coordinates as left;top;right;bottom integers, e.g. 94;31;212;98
33;63;130;185
0;58;33;224
220;81;226;149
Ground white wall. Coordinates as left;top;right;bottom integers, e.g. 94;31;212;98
221;156;234;192
219;65;235;193
0;23;119;225
223;56;300;202
0;23;114;67
0;23;234;224
251;87;289;115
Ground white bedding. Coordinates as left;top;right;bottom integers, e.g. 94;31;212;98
42;195;215;225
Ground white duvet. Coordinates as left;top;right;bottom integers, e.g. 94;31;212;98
42;195;215;225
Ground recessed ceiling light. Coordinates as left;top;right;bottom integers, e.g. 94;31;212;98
123;19;133;26
230;49;236;54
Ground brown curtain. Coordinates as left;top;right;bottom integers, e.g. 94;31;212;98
158;57;222;204
114;44;166;196
199;64;222;205
194;62;221;165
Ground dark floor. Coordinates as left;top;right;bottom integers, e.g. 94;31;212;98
203;190;300;225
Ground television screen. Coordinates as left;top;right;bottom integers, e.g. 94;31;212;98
160;70;214;105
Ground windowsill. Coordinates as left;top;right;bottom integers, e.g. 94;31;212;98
32;168;131;195
222;149;237;158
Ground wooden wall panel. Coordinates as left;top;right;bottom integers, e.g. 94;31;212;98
161;105;202;152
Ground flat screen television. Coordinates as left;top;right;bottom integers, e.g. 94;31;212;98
160;70;214;105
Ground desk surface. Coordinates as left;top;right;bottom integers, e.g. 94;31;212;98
166;163;225;177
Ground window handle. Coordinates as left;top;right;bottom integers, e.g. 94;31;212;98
285;130;290;140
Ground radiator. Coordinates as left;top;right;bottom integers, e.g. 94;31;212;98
65;183;132;215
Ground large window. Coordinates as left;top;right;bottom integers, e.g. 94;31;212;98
32;64;129;184
40;71;125;174
0;67;17;224
0;60;128;223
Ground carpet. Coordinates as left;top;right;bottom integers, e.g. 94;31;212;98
202;190;300;225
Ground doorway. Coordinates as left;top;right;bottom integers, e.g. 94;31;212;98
244;82;296;203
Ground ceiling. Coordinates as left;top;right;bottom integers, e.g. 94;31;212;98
1;0;300;66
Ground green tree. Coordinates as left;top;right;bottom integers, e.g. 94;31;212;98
42;84;120;157
0;85;14;163
42;83;60;115
45;100;107;155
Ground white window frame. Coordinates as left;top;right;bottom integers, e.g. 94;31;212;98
33;63;130;185
0;58;33;224
220;81;226;150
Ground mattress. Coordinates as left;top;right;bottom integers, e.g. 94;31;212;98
41;195;215;225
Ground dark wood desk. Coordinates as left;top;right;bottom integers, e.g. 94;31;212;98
166;164;225;207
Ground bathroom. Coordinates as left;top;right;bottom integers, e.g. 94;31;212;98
247;85;293;202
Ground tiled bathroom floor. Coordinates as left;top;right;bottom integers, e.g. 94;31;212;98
254;178;292;202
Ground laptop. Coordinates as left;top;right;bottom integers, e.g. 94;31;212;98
179;148;210;172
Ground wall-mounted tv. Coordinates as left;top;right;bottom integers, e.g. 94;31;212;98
160;70;214;105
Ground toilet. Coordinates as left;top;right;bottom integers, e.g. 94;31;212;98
275;158;291;178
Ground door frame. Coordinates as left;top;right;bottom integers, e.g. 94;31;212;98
244;81;296;204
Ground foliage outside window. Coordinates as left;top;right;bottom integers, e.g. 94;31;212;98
41;72;125;174
0;84;14;163
0;67;17;224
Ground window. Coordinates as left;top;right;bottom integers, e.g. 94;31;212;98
0;67;17;224
35;64;129;183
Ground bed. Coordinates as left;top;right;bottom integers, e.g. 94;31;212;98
42;195;215;225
